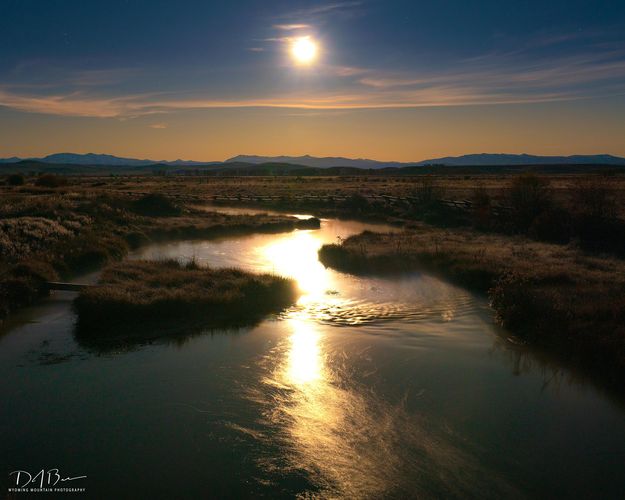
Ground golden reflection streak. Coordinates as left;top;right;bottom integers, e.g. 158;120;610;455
254;226;512;497
285;318;323;385
261;230;331;301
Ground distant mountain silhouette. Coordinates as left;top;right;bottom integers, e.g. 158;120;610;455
226;154;407;169
1;152;624;167
229;153;625;168
0;152;216;166
417;153;625;166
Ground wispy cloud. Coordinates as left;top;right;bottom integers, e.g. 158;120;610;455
273;24;311;31
280;1;364;19
149;122;167;129
357;49;625;92
1;44;624;117
331;65;369;77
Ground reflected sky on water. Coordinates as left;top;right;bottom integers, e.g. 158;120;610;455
1;214;625;498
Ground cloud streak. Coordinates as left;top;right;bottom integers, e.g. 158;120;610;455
278;1;363;20
273;24;311;31
1;46;624;117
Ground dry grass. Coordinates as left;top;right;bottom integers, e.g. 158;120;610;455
318;226;625;390
74;260;298;336
0;186;318;322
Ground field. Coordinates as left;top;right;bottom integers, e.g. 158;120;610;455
0;176;320;320
1;171;625;392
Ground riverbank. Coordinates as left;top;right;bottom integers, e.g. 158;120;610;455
318;226;625;391
0;189;318;322
74;260;298;342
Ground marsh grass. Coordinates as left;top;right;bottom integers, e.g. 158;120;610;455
319;227;625;390
0;188;319;321
74;260;299;339
0;259;58;316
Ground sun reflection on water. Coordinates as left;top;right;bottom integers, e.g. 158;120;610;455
285;318;323;385
248;222;503;496
261;229;331;299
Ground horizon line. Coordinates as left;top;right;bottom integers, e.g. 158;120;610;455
2;151;625;165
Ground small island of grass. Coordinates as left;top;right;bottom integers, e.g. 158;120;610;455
74;260;299;339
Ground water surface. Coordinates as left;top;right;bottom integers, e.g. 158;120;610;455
1;215;624;498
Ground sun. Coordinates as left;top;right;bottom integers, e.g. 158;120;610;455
291;36;318;65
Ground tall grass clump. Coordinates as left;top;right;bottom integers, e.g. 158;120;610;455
74;260;299;335
0;260;58;318
35;174;68;188
570;176;625;254
506;173;552;233
7;174;25;186
131;194;181;216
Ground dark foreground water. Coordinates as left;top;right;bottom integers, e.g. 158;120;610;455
1;214;625;498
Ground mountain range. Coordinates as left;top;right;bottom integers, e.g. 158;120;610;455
1;152;625;168
0;153;216;167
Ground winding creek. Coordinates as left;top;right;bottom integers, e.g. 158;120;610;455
1;212;625;498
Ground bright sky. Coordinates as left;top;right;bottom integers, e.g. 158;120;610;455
1;0;624;161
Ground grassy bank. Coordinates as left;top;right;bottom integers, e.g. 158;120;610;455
318;227;625;391
74;260;298;340
0;188;318;322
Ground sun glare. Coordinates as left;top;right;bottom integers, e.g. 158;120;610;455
291;36;318;65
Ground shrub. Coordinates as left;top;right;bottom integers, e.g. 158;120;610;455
0;260;57;315
506;174;552;232
35;174;68;188
574;215;625;255
340;193;370;213
488;272;571;342
413;175;445;205
10;260;58;283
7;174;25;186
56;232;128;272
528;207;572;243
125;231;150;249
471;185;493;229
571;177;617;219
131;194;181;216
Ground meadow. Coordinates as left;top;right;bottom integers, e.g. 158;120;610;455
1;170;624;391
0;176;319;321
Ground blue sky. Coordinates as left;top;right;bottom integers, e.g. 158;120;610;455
1;0;624;160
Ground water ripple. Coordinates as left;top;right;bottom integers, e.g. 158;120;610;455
280;293;481;327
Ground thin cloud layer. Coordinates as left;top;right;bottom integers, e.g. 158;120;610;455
1;45;624;118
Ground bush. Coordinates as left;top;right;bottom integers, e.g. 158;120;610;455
506;174;552;232
35;174;68;188
571;177;617;219
125;231;150;249
0;260;57;315
131;194;181;216
413;175;445;205
340;194;370;213
575;215;625;254
570;177;623;254
56;232;128;272
11;260;58;283
528;207;572;243
471;185;493;229
7;174;25;186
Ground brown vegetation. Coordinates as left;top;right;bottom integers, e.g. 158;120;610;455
2;172;625;386
318;227;625;390
0;185;319;322
74;260;298;337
